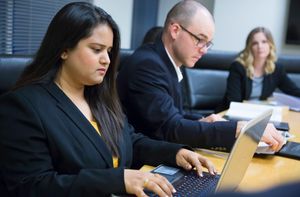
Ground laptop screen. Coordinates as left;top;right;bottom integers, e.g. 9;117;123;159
216;109;272;191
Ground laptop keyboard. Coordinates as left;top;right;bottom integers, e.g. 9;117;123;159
150;171;220;197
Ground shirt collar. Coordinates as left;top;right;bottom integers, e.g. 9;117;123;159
165;47;183;82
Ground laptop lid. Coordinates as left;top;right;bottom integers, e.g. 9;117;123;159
216;109;273;192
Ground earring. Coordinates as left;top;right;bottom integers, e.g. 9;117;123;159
61;52;67;60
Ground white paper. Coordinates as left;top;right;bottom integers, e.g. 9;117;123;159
226;102;283;122
273;92;300;111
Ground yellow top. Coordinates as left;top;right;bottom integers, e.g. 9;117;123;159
90;120;118;168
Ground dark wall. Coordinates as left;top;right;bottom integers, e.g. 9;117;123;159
131;0;159;49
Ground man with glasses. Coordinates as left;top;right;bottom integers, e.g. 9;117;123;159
117;0;283;151
178;24;214;50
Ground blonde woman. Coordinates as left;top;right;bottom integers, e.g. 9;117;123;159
220;27;300;111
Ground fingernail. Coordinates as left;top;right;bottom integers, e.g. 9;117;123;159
173;188;177;193
200;173;203;177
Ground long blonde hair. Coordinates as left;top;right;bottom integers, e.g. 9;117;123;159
236;27;277;79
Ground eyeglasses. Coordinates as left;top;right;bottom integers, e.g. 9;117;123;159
179;24;213;50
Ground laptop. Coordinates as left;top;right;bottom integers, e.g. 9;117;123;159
147;109;273;197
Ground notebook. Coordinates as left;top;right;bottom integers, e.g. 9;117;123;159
147;109;273;197
225;102;282;122
224;102;289;131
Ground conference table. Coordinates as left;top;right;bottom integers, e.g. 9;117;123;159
142;110;300;192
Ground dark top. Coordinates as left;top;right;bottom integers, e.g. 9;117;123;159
0;82;185;197
218;61;300;112
117;38;237;151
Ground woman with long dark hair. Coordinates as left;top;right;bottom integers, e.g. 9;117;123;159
0;2;216;197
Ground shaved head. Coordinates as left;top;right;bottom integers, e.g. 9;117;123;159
164;0;214;28
162;0;215;68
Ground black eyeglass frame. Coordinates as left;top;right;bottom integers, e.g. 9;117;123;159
179;24;213;49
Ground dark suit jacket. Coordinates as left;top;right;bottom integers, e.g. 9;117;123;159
219;61;300;111
0;82;184;197
117;38;237;151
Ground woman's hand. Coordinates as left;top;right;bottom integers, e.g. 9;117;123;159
124;169;176;197
176;148;217;177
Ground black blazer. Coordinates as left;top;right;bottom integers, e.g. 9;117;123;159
0;82;184;197
117;38;237;151
219;61;300;111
